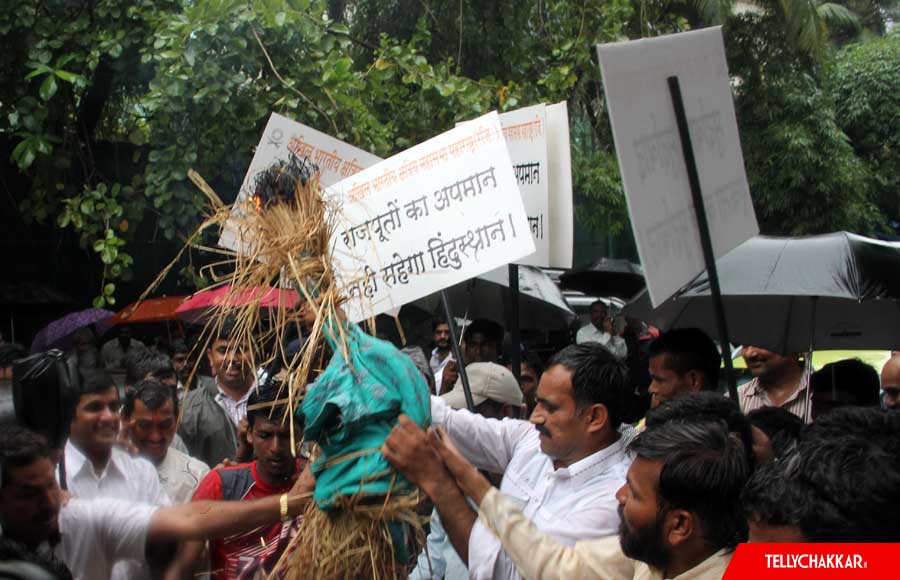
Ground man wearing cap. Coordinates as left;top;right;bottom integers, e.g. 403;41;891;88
409;363;524;580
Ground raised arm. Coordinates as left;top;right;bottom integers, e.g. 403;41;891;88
148;463;314;543
430;428;633;580
383;415;477;563
429;395;532;474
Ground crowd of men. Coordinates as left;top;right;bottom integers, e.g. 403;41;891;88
0;302;898;579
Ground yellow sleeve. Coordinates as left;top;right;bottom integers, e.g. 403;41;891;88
477;487;635;580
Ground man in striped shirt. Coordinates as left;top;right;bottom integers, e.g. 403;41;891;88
738;346;811;422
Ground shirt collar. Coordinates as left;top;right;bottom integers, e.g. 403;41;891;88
548;434;627;481
64;440;124;480
215;381;253;404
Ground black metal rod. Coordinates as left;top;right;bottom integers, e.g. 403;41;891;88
440;288;475;411
667;76;738;401
508;264;521;382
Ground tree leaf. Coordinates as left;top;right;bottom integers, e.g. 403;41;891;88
39;75;57;101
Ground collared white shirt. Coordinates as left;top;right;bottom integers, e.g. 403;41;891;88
156;447;210;504
431;349;454;395
51;498;158;580
63;441;171;506
214;381;254;427
63;441;171;580
575;324;628;358
430;396;630;580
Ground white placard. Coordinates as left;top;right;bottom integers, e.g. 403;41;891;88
327;112;535;322
459;105;552;267
546;101;574;269
219;113;382;252
597;27;758;307
499;104;550;267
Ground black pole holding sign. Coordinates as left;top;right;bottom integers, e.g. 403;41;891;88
508;264;522;382
667;76;738;402
440;288;476;411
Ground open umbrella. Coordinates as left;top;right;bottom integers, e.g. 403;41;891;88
30;307;115;353
108;296;187;325
624;232;900;354
413;265;576;331
176;285;299;324
559;257;645;300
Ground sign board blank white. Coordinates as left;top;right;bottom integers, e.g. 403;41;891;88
597;27;758;307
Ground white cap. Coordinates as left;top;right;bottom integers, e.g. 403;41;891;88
441;362;524;410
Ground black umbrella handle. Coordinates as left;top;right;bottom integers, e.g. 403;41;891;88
440;289;475;412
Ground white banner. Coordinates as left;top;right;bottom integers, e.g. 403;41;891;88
546;101;574;269
327;112;535;322
220;113;381;252
597;27;758;307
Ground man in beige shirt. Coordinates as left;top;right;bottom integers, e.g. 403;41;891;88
423;419;750;580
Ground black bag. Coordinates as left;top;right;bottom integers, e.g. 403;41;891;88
11;350;79;452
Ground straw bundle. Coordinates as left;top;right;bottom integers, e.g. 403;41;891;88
144;154;423;579
272;491;424;580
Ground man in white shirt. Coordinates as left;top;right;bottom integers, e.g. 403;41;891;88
62;369;169;506
384;342;632;580
576;300;627;359
0;425;314;580
430;320;454;394
122;379;210;504
62;369;171;580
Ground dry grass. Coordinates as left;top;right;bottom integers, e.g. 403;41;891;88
142;160;422;579
271;492;424;580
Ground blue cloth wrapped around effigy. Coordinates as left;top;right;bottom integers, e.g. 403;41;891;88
300;320;431;509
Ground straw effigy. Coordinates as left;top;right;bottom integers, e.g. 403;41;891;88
142;155;425;579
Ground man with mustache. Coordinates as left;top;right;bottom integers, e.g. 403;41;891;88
385;343;631;580
167;377;305;580
403;418;748;580
430;319;454;394
738;345;810;421
647;328;720;412
178;318;257;467
0;425;314;580
122;379;210;504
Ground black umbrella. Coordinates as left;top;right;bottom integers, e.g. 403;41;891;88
624;232;900;354
559;257;644;300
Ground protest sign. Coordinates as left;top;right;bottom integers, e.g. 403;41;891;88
219;113;381;252
327;112;535;322
597;27;758;307
458;104;554;267
546;101;574;269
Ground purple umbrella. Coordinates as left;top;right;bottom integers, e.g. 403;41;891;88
30;307;115;353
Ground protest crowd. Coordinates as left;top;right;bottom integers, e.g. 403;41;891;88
1;299;899;580
1;17;899;580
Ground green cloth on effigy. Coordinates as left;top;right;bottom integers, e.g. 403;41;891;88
300;320;431;509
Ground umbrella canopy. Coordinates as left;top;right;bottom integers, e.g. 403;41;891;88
624;232;900;353
559;257;645;300
176;285;299;324
413;265;577;331
108;296;187;325
30;307;115;353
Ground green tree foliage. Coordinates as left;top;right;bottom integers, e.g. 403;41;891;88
827;33;900;221
726;13;882;235
2;0;897;307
